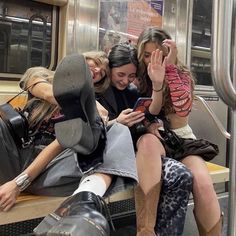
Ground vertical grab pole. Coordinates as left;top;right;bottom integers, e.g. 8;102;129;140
228;110;236;236
212;0;236;235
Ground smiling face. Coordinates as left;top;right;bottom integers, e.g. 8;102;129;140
86;59;106;84
110;63;137;90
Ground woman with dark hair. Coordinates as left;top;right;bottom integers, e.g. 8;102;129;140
97;42;193;236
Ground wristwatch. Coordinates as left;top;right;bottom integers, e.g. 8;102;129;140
14;173;31;192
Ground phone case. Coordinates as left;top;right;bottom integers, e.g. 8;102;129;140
133;97;152;113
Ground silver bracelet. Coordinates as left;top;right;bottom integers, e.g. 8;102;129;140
14;173;31;192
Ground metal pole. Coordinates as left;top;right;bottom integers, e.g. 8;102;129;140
228;109;236;236
211;0;236;235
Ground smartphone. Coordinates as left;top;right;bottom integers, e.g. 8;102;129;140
133;97;153;113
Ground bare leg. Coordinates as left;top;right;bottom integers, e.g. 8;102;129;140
135;133;164;236
182;155;221;232
136;133;165;194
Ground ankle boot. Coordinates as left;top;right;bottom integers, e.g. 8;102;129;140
194;211;223;236
53;53;106;155
135;182;162;236
34;191;112;236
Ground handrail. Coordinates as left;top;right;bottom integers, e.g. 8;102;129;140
34;0;68;6
212;1;236;235
194;95;231;139
27;14;47;68
211;0;236;109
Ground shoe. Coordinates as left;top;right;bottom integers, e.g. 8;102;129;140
53;53;106;155
34;191;112;236
194;211;224;236
135;182;162;236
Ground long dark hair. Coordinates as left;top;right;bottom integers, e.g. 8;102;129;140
108;42;138;69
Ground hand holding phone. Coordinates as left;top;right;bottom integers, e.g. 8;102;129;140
133;97;152;113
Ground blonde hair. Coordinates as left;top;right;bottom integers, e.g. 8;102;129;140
22;67;58;129
83;51;110;94
137;26;195;115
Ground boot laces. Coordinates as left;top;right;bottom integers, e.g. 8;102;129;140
95;195;115;231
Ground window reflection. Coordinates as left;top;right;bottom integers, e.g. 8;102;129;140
0;0;53;75
191;0;213;86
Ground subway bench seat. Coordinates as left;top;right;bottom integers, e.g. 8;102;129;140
0;162;229;225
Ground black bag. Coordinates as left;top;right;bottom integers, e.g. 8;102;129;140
0;103;31;148
0;81;53;148
159;128;219;161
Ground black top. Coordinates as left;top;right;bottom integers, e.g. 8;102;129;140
97;84;139;121
97;84;146;146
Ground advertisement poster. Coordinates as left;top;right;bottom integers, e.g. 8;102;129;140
99;0;163;52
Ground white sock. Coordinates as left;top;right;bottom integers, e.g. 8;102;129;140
72;174;107;197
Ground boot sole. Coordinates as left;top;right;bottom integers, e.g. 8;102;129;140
55;118;98;153
53;54;101;154
53;53;95;123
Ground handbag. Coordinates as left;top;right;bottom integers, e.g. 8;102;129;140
0;103;30;148
159;126;219;161
0;84;37;148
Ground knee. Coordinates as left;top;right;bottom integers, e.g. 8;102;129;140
192;171;215;194
137;133;165;154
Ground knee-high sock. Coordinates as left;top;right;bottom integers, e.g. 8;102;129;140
72;174;107;197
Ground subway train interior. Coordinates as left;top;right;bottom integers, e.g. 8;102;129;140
0;0;235;235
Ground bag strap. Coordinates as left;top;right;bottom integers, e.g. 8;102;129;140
7;81;50;104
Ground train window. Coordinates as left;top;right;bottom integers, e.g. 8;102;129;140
191;0;213;86
0;0;58;78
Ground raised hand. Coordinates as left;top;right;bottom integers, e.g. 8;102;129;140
162;39;178;65
147;49;166;89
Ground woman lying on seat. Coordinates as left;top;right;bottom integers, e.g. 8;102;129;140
0;54;138;236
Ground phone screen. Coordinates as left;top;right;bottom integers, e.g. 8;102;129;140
133;97;152;113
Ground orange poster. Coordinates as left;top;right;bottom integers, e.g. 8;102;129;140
127;0;163;42
99;0;163;51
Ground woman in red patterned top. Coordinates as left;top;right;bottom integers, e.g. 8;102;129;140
136;26;222;235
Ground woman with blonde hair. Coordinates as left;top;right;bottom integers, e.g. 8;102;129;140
0;54;138;235
83;51;110;94
136;26;221;236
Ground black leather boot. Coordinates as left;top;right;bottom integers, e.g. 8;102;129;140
34;191;112;236
53;53;106;155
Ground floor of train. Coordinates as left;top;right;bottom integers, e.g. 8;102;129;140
0;193;228;236
111;193;229;236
